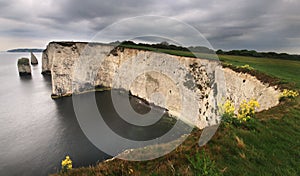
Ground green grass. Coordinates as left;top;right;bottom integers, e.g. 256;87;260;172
219;55;300;89
53;47;300;176
204;53;300;175
120;44;218;60
187;149;221;176
209;97;300;175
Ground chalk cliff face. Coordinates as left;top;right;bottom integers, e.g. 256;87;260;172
42;42;280;129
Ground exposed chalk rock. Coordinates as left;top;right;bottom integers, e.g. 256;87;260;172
30;52;38;65
42;41;281;129
41;49;51;75
18;58;31;76
223;68;279;112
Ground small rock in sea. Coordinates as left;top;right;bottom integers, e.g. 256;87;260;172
30;52;38;65
17;58;31;76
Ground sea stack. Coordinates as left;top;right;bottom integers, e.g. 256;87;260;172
30;52;38;65
17;58;31;76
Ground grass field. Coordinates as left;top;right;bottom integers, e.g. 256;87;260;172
54;46;300;176
219;55;300;89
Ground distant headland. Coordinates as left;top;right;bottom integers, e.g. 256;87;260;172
7;48;44;53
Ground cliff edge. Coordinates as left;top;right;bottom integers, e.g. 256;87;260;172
42;41;280;129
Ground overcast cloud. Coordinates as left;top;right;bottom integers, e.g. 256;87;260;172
0;0;299;54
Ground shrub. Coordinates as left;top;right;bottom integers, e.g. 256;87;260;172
221;99;260;125
223;100;235;116
237;99;260;122
61;155;72;172
220;100;236;125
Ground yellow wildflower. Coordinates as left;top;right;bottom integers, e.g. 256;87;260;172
280;89;299;99
239;64;254;70
61;155;72;171
224;100;235;114
237;99;259;122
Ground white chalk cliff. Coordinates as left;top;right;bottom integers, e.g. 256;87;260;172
42;42;280;129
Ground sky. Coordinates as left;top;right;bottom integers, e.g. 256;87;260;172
0;0;299;54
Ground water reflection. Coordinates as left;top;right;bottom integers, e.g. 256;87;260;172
19;75;32;81
41;74;52;91
96;90;177;141
53;96;109;169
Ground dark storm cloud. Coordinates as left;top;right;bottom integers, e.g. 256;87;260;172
0;0;299;53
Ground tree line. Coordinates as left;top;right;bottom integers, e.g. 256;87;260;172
113;41;300;61
216;49;300;61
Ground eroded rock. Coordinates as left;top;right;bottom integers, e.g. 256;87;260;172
30;52;38;65
17;58;31;76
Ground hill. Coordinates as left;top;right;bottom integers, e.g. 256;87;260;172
7;48;44;53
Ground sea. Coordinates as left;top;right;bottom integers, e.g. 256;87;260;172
0;52;189;175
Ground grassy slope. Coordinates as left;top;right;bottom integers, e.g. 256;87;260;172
53;47;300;176
209;97;300;175
209;54;300;175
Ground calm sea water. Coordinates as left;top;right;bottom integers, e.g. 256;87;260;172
0;52;188;176
0;52;107;175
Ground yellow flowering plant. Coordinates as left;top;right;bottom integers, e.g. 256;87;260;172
238;64;254;70
237;99;260;122
221;99;260;126
61;155;72;172
220;99;236;125
223;100;235;116
280;89;299;101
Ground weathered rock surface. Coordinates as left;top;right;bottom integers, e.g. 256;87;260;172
223;68;279;112
42;41;281;129
30;52;38;65
18;58;31;76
